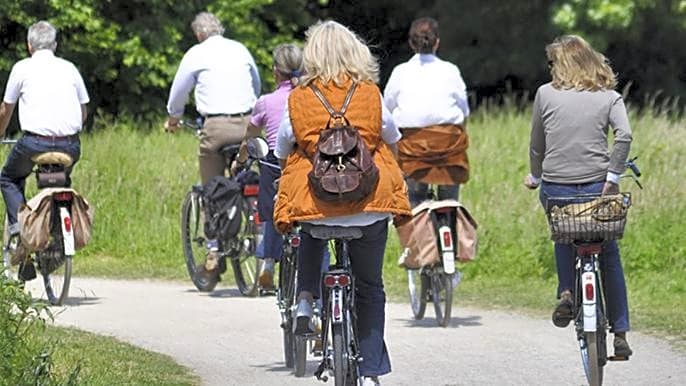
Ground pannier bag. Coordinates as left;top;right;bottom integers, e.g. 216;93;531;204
203;176;243;240
396;199;478;269
18;188;94;253
308;83;380;203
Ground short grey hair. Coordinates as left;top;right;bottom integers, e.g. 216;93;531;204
191;12;224;38
27;20;57;51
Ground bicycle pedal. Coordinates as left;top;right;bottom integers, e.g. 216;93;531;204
608;355;630;361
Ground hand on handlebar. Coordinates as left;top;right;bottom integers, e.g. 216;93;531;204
164;117;180;133
602;181;620;195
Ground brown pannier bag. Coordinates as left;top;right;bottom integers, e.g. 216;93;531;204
307;83;379;203
396;199;478;269
18;187;94;253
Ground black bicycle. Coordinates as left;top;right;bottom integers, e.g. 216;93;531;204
544;158;641;386
179;119;269;294
303;225;362;386
277;228;300;369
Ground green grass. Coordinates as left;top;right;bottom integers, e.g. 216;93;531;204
1;107;683;344
44;326;200;385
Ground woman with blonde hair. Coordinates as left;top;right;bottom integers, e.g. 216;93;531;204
274;20;411;384
524;35;634;357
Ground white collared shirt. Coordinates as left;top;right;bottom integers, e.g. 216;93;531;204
3;50;89;136
383;53;469;128
166;35;261;117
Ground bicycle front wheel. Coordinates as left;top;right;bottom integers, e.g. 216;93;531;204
181;190;217;292
431;272;453;327
407;269;428;320
231;197;260;296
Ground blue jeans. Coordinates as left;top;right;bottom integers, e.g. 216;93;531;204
297;219;391;376
1;134;81;226
407;178;459;207
539;181;630;332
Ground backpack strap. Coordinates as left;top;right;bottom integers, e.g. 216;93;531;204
309;83;358;118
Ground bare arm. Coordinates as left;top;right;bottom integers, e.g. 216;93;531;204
0;102;16;137
81;104;88;124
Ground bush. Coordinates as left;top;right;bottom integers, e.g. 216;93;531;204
0;271;81;385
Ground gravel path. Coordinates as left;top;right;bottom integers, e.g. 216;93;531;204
29;278;685;385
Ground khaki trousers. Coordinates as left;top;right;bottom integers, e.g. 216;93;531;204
198;116;250;185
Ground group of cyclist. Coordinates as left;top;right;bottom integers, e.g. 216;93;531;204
0;11;634;385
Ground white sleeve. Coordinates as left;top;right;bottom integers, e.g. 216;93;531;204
3;63;22;104
380;93;401;144
382;68;400;113
166;52;196;117
72;64;90;104
454;66;470;118
274;99;296;159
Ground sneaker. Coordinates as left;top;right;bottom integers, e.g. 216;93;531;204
552;290;574;328
258;258;275;289
293;298;315;335
614;334;633;358
361;376;381;386
18;259;37;281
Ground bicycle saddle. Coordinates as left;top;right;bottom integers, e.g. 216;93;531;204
31;152;73;167
301;224;363;240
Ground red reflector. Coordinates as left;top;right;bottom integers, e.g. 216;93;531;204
323;275;337;287
291;236;300;247
243;184;259;196
333;302;340;319
53;192;73;201
64;216;72;232
253;212;261;225
442;231;452;248
337;274;350;287
585;283;594;300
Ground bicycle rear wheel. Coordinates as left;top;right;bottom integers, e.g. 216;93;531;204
332;323;348;386
580;331;605;386
181;190;217;292
231;197;260;296
431;272;453;327
39;253;72;306
407;269;428;320
279;247;298;368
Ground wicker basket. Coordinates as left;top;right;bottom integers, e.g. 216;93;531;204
545;193;632;244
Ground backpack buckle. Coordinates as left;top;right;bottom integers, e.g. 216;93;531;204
336;156;346;171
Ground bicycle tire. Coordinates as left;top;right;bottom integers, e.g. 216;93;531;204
431;272;453;327
582;331;604;386
231;197;260;297
279;246;298;368
407;269;427;320
180;190;217;292
293;334;308;377
2;216;16;279
41;255;72;306
332;323;348;386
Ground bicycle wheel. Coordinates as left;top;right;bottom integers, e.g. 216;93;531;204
332;323;348;386
181;190;217;292
231;197;259;296
294;334;308;377
39;253;72;306
580;331;604;386
279;248;297;368
407;269;428;320
2;216;17;279
431;272;453;327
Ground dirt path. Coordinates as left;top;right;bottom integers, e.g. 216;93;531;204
30;278;684;385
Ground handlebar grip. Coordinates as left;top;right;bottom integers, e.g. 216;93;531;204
628;161;641;177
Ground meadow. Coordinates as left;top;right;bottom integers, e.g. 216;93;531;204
2;106;684;344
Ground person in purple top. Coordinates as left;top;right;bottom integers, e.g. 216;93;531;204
248;44;303;289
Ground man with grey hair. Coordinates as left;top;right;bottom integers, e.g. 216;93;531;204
165;12;261;283
0;20;89;279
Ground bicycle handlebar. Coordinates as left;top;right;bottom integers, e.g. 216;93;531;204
623;157;643;189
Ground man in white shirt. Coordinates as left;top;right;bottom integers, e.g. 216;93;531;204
383;17;470;206
164;12;261;280
0;20;89;239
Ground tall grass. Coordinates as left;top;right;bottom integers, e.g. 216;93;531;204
1;107;683;339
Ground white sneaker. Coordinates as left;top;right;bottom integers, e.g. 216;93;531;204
361;376;380;386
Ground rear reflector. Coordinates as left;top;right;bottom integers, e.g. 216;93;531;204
63;216;72;232
323;274;350;288
53;192;73;201
243;184;259;196
585;283;594;301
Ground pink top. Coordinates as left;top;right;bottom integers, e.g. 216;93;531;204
250;81;293;149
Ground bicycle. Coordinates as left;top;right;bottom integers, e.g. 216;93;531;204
404;186;462;327
304;224;362;386
1;139;79;306
179;119;270;295
276;228;300;369
543;158;642;386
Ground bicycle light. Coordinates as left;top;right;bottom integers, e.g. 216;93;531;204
53;191;73;202
324;274;350;287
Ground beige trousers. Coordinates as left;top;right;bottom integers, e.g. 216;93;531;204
198;116;250;185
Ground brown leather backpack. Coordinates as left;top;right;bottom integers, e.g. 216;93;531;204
308;83;379;203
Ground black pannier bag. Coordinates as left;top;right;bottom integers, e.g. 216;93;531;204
202;176;242;240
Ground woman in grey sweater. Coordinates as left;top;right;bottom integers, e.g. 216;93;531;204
524;35;633;357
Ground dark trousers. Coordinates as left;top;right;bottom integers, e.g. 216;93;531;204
257;151;282;260
297;219;391;376
407;178;459;207
539;181;630;332
1;134;81;225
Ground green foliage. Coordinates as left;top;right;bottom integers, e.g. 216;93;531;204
0;271;81;385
